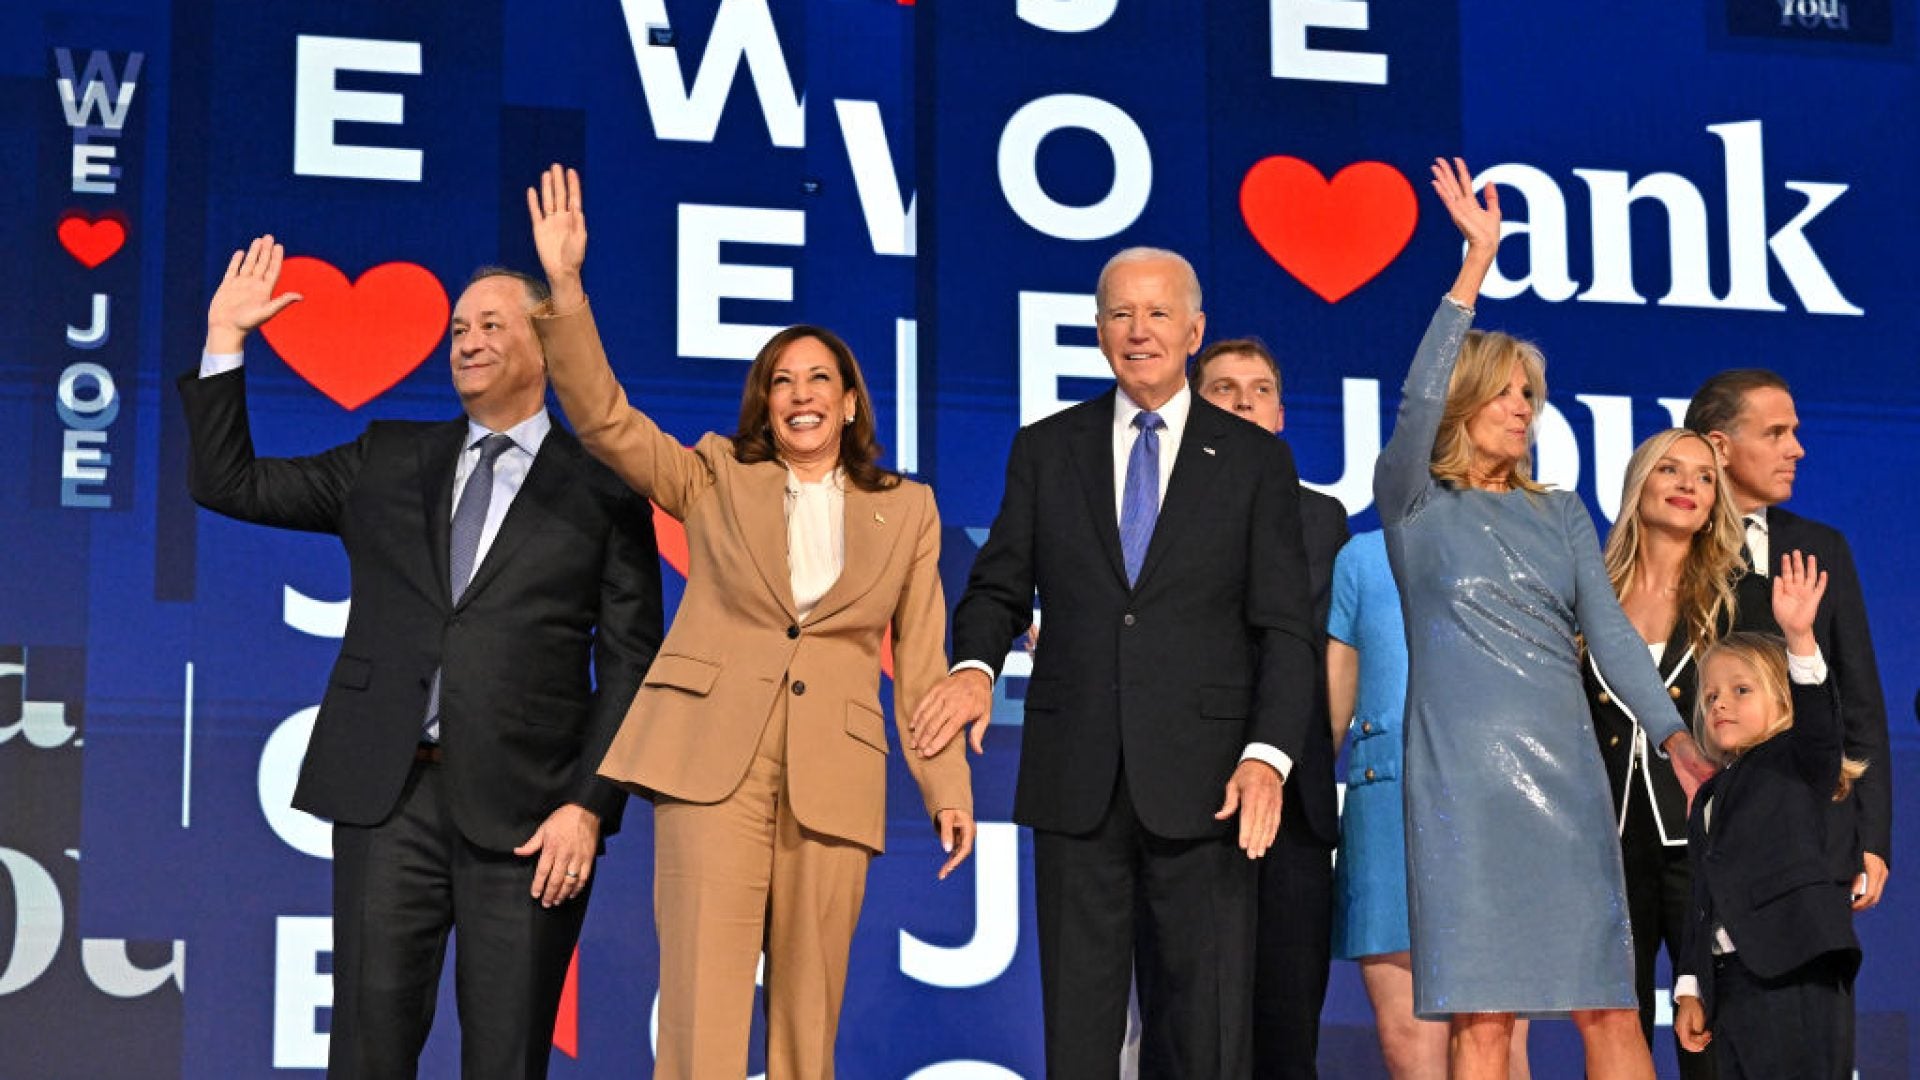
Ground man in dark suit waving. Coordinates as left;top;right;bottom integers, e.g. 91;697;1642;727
914;248;1318;1077
1686;369;1891;911
179;236;663;1078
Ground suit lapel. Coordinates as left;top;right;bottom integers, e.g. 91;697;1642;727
1066;390;1128;587
805;482;893;625
1131;404;1224;591
730;460;801;622
419;420;467;607
455;424;579;610
1656;613;1692;682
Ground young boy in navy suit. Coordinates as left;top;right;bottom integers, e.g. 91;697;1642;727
1673;552;1865;1079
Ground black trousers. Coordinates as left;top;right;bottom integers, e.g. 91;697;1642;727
1711;952;1854;1080
1034;775;1257;1080
1619;786;1715;1080
328;761;590;1080
1251;825;1333;1080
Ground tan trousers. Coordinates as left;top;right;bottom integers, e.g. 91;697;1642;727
652;697;873;1079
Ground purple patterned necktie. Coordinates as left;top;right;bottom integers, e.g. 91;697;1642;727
1120;410;1163;586
424;432;514;742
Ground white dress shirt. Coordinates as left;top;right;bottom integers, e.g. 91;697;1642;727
1744;508;1770;577
786;468;846;622
449;412;549;582
1110;384;1191;520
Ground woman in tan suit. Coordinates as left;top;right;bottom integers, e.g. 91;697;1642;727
525;166;976;1078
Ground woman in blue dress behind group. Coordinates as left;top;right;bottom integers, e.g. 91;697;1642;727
1375;159;1716;1079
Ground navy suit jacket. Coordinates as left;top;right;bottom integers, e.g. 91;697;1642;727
1680;676;1861;1018
1281;486;1349;847
1757;507;1892;868
179;367;663;852
952;390;1319;839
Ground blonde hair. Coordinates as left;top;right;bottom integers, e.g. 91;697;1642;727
1603;429;1743;656
1429;329;1548;493
1694;632;1868;800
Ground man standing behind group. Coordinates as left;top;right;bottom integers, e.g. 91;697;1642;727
913;248;1319;1077
1685;371;1892;910
1192;338;1349;1079
179;237;663;1078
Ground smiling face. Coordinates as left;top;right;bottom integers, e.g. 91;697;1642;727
1698;650;1785;757
1197;351;1284;434
1636;433;1719;538
1096;257;1205;411
1464;359;1536;481
1712;385;1804;513
766;335;852;475
449;276;547;426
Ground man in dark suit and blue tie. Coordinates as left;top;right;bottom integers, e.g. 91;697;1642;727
179;236;663;1078
915;248;1319;1077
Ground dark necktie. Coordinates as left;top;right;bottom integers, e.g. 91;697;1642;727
1120;410;1164;586
425;433;514;741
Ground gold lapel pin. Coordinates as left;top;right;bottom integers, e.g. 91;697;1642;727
874;512;886;524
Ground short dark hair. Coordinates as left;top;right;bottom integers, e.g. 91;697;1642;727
1192;337;1283;394
465;265;551;309
1684;369;1791;436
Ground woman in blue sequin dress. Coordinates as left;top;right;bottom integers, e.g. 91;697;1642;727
1375;159;1716;1078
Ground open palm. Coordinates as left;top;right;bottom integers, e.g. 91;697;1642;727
527;163;587;279
206;235;301;350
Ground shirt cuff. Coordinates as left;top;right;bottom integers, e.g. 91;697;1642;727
1672;975;1700;1002
1441;293;1475;316
1787;647;1828;685
949;659;996;687
200;351;244;377
1240;742;1293;783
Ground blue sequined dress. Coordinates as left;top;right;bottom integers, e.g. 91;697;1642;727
1374;299;1688;1018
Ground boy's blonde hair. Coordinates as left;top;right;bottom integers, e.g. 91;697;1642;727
1694;632;1867;800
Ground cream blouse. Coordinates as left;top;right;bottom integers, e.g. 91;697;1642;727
785;467;846;622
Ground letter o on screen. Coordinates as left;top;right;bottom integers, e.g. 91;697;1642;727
998;94;1152;241
56;362;119;430
259;707;333;859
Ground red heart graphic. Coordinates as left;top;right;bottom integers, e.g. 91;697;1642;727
260;257;450;411
58;214;126;269
1239;158;1418;304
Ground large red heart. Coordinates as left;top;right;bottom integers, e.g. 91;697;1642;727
58;214;126;269
1239;158;1418;304
260;257;450;411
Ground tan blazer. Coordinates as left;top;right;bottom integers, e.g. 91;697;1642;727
533;301;970;853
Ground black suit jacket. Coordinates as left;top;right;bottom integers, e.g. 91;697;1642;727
1681;677;1861;1017
1282;487;1349;848
1754;507;1892;867
953;391;1318;839
179;367;663;852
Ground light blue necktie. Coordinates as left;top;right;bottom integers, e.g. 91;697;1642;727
1120;410;1163;586
424;433;514;742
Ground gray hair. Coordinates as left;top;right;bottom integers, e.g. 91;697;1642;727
1094;246;1203;313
